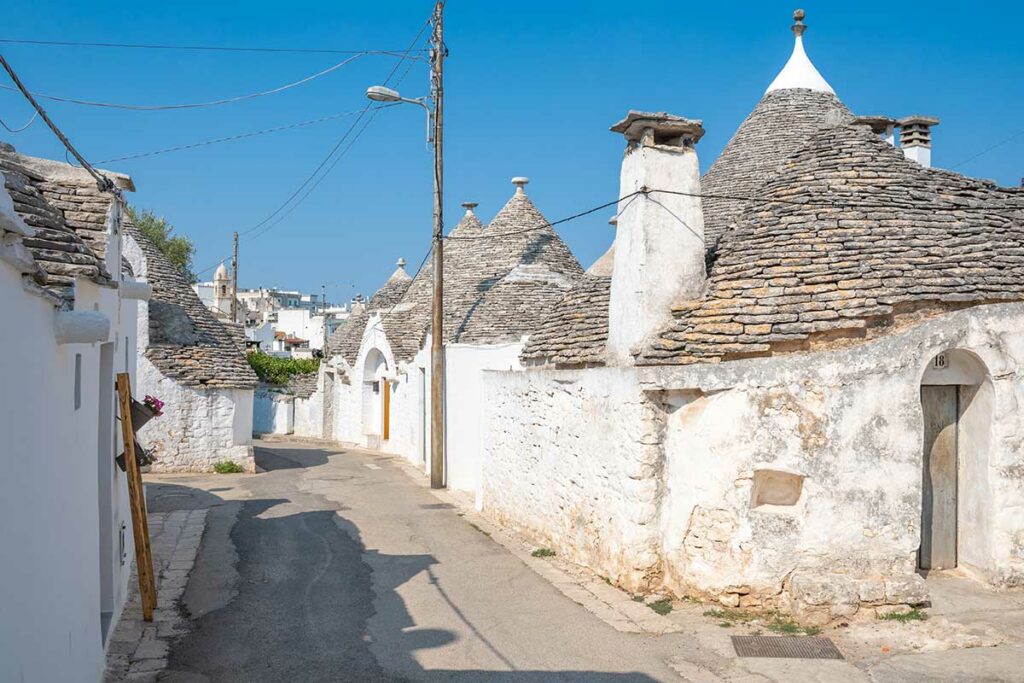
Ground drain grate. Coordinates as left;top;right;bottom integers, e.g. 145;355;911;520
731;635;844;660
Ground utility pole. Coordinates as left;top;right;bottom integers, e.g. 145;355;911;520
230;231;239;323
429;0;446;489
321;283;328;356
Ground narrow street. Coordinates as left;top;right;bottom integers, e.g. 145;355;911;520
147;441;704;682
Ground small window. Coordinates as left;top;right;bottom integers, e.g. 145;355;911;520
751;469;804;508
74;354;82;410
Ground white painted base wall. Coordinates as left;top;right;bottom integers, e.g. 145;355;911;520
0;265;136;683
481;304;1024;617
138;357;255;473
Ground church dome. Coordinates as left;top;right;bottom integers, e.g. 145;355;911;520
214;262;229;282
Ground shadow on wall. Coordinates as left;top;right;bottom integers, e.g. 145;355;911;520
147;468;658;682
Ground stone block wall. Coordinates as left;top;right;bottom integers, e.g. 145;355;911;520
139;358;254;473
479;303;1024;621
480;366;665;592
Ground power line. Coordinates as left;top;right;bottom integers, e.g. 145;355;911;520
192;14;433;277
95;106;398;163
0;109;37;132
238;15;432;241
0;54;114;190
949;129;1024;170
0;51;407;111
0;38;429;56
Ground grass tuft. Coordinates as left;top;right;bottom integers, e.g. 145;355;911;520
531;547;556;558
213;460;244;474
878;608;928;623
648;598;673;616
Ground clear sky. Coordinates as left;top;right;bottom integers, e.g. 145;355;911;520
2;1;1022;301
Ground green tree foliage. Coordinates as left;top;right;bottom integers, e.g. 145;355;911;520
127;206;196;283
247;353;320;385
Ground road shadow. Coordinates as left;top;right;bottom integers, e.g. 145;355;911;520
253;442;330;471
152;481;659;682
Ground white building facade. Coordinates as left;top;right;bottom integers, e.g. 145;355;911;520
0;146;146;682
478;11;1024;625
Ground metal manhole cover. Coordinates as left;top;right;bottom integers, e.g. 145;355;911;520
731;636;843;660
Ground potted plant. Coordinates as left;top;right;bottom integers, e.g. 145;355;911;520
131;394;164;430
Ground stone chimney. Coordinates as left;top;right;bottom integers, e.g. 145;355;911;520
855;116;898;146
606;110;706;363
898;116;940;168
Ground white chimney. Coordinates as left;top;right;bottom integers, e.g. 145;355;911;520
898;115;940;168
606;110;706;364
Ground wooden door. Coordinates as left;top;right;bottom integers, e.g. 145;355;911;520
921;385;958;569
382;380;390;441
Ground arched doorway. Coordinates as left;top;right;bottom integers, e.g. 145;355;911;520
919;349;992;572
361;349;388;440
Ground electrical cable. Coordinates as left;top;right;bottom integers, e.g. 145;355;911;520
0;54;114;190
96;106;398;163
192;14;433;277
0;109;37;132
0;38;428;56
0;51;405;111
949;129;1024;170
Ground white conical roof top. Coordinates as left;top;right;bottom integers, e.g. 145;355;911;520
766;10;834;95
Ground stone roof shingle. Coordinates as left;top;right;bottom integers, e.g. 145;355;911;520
379;190;583;361
327;262;412;364
0;145;126;302
701;88;851;249
125;219;258;388
641;123;1024;365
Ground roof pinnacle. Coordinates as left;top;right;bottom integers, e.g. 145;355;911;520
792;9;806;37
765;8;834;95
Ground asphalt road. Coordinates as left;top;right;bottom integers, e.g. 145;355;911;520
150;441;695;682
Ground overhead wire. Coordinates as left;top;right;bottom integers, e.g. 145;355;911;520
0;54;115;190
0;38;429;56
0;109;37;132
949;129;1024;170
192;13;434;278
95;106;398;163
0;51;422;111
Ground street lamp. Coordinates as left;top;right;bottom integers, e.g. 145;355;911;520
365;86;433;143
365;2;445;489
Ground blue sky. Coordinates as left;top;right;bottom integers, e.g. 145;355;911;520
2;1;1022;301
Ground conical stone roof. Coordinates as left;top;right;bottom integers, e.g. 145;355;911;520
327;259;412;363
702;12;850;248
379;184;582;361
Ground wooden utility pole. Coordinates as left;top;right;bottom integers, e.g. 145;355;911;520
429;0;446;489
230;231;239;323
321;283;328;355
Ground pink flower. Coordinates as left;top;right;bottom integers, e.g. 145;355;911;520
143;395;165;416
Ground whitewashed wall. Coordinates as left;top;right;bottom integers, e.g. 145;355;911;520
125;232;255;473
481;304;1024;620
0;265;137;682
293;393;320;436
481;365;660;586
138;357;255;472
446;342;524;496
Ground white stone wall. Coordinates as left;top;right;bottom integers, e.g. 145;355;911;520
138;357;255;473
293;393;320;437
481;304;1024;617
446;342;525;497
125;231;255;473
0;263;137;682
481;366;662;589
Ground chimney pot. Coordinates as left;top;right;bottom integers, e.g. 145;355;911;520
898;115;940;168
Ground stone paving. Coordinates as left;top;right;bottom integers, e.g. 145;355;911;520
104;508;207;682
